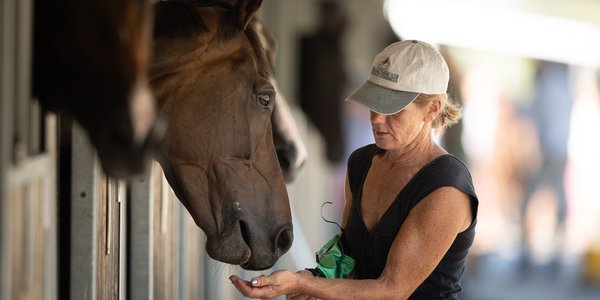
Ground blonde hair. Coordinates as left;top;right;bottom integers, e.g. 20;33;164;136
413;93;462;129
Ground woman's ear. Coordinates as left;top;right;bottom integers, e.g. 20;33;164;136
423;97;442;122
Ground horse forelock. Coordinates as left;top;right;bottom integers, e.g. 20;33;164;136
154;1;272;79
245;24;273;79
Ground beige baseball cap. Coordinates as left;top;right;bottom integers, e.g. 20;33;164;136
346;40;449;115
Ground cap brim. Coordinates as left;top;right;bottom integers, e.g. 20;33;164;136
346;80;419;115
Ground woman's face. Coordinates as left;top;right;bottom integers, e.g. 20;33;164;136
369;102;428;150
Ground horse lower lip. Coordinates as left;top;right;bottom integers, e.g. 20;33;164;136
205;236;251;266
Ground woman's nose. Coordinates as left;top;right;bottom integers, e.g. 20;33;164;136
370;111;386;123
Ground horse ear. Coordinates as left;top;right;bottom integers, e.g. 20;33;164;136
230;0;263;31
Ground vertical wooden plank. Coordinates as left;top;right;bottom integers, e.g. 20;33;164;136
30;178;44;300
0;0;16;165
118;181;127;300
96;175;110;299
0;0;17;293
40;115;58;300
169;179;180;300
128;168;154;300
14;0;33;159
153;165;175;300
42;114;58;300
96;175;123;300
9;185;25;299
182;212;205;300
70;123;98;300
152;166;164;300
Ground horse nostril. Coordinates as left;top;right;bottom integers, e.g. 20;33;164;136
275;227;293;255
276;149;291;170
239;220;251;246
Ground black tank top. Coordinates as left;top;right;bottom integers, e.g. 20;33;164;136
343;144;478;299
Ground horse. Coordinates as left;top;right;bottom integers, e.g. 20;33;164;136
33;0;165;178
151;0;305;270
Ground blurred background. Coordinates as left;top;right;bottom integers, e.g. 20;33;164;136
247;0;600;299
1;0;599;299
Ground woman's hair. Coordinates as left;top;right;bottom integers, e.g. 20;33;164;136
413;93;462;129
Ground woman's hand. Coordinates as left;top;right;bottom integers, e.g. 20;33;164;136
230;270;298;299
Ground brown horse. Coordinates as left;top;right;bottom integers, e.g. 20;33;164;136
33;0;165;178
151;0;303;270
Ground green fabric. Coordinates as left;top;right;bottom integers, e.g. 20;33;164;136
315;234;355;279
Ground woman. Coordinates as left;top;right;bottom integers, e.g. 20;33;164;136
230;40;479;300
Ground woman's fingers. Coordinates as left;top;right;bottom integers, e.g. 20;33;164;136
251;275;270;287
229;275;277;299
229;271;297;299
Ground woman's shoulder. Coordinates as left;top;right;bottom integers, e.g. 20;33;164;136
406;153;475;194
428;154;471;175
420;153;478;201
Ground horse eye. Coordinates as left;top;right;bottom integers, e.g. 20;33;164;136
257;94;271;107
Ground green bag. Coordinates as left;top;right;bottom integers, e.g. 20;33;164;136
314;233;355;279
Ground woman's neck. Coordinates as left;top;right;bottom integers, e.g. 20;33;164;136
381;134;444;168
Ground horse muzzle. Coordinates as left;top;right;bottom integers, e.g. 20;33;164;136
204;161;293;270
205;218;293;270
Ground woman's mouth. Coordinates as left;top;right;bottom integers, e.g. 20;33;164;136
375;131;390;138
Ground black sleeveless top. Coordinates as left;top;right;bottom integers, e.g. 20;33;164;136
343;144;478;299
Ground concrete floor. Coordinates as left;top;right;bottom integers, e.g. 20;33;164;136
461;255;600;300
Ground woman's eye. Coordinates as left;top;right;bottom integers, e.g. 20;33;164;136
257;94;271;107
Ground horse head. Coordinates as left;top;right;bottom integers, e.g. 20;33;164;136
151;0;293;270
34;0;164;178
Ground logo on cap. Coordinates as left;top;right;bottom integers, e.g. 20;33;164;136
371;57;398;83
